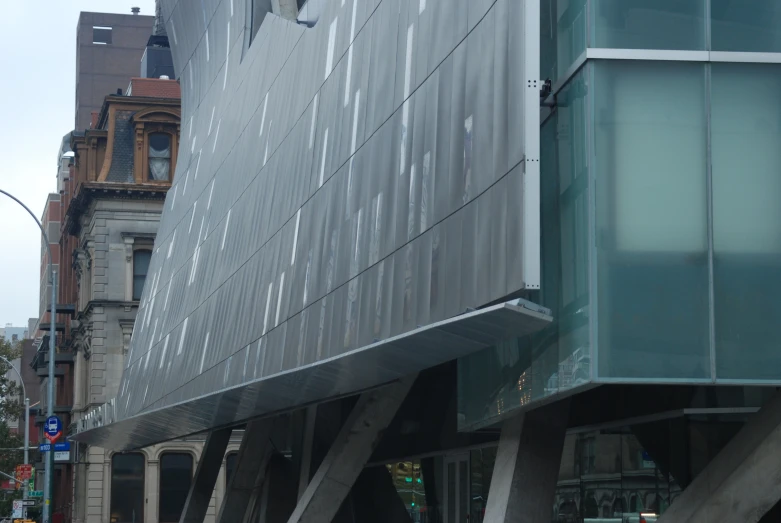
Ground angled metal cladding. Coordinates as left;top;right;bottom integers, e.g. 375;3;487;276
79;0;540;447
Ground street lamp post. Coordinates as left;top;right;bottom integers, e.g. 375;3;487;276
0;189;57;523
0;355;30;499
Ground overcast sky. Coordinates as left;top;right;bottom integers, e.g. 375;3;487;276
0;1;156;328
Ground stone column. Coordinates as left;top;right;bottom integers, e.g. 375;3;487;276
123;237;134;301
101;453;111;523
147;455;160;523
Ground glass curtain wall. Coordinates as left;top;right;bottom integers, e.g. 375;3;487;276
457;0;781;430
457;68;590;430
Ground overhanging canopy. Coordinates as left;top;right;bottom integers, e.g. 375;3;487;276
72;299;551;450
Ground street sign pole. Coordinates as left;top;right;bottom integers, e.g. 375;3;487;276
0;190;57;523
23;396;28;500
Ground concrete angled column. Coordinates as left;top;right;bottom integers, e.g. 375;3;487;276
286;375;417;523
180;428;233;523
483;399;571;523
216;420;274;523
659;390;781;523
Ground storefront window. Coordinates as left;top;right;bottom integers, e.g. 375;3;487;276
110;453;145;523
159;452;193;523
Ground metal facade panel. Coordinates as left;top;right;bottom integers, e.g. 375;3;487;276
76;302;550;450
74;0;541;446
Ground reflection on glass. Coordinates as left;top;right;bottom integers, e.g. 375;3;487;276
456;69;591;430
553;427;682;522
711;64;781;380
447;462;456;523
711;0;781;52
593;61;710;380
159;452;193;523
590;0;706;50
458;461;468;523
110;453;145;523
541;0;587;82
386;461;433;523
470;448;496;523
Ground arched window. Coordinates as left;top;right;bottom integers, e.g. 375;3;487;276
133;250;152;300
148;133;171;181
159;452;194;523
110;452;145;523
225;452;238;488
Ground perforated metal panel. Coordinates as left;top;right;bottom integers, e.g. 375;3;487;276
74;0;541;449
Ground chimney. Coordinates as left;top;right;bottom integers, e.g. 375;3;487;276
153;0;167;37
131;7;140;15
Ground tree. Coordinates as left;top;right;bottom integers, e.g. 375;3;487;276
0;338;25;517
0;337;24;421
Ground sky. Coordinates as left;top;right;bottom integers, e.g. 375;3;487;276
0;1;156;328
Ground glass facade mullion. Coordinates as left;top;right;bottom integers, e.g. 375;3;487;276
705;62;717;382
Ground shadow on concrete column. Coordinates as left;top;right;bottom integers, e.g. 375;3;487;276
484;398;571;523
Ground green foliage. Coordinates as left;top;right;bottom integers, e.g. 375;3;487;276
0;423;23;517
0;338;24;422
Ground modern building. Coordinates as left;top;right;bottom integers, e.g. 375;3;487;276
75;10;155;131
73;1;781;522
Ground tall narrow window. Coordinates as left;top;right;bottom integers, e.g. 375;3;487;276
159;453;193;523
225;452;238;488
110;453;145;523
149;133;171;181
133;250;152;300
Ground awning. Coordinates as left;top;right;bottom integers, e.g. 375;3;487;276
72;299;552;450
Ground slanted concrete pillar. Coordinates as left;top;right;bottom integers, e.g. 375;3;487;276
286;375;417;523
271;0;299;21
659;390;781;523
216;420;274;523
484;399;570;523
180;428;233;523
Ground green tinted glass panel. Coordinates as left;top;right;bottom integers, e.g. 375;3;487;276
712;0;781;52
456;70;591;429
590;0;706;50
711;64;781;380
541;0;587;82
593;61;709;380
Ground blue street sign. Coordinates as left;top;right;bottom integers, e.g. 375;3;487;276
39;442;70;453
44;416;63;443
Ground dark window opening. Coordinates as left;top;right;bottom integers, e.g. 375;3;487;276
251;0;273;44
93;26;113;45
148;133;171;181
133;250;152;300
159;453;193;523
110;453;145;523
225;452;238;488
